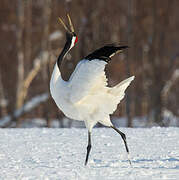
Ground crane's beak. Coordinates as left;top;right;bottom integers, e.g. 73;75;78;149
67;14;74;32
58;14;75;33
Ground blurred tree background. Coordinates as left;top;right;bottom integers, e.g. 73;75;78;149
0;0;178;128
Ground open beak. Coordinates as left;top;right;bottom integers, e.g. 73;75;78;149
58;14;75;33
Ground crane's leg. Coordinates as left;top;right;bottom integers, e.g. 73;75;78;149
111;125;131;165
85;131;92;165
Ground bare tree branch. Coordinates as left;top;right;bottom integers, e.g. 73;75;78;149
0;93;49;128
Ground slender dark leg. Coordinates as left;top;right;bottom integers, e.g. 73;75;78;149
111;125;131;165
85;131;92;166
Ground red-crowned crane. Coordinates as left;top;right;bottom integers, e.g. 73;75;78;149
50;14;135;165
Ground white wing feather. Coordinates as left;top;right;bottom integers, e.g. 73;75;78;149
110;76;135;101
68;59;107;103
108;76;135;113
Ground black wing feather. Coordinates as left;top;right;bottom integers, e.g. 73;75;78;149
85;44;128;62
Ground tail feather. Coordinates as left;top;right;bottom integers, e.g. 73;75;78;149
110;76;135;101
91;76;135;122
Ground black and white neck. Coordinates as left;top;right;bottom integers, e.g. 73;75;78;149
57;32;78;70
50;32;78;85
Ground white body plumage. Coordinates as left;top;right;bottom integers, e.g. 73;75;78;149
50;58;134;132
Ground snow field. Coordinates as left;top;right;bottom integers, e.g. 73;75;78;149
0;127;178;180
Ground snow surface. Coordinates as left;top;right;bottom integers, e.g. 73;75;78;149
0;127;179;180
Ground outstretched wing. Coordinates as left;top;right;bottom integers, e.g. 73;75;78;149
68;59;108;103
68;45;128;104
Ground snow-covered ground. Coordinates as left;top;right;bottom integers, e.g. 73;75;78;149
0;127;178;180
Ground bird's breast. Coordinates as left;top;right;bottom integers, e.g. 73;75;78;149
50;82;84;121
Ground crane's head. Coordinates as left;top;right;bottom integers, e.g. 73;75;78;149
58;14;78;49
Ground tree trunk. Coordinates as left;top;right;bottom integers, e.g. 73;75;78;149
148;85;164;126
0;73;8;116
15;0;25;127
41;0;52;127
25;0;32;68
16;0;24;110
125;0;135;127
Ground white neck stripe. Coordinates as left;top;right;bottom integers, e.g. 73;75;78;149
70;36;76;49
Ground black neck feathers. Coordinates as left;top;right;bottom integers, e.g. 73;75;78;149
57;32;76;70
57;41;71;70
